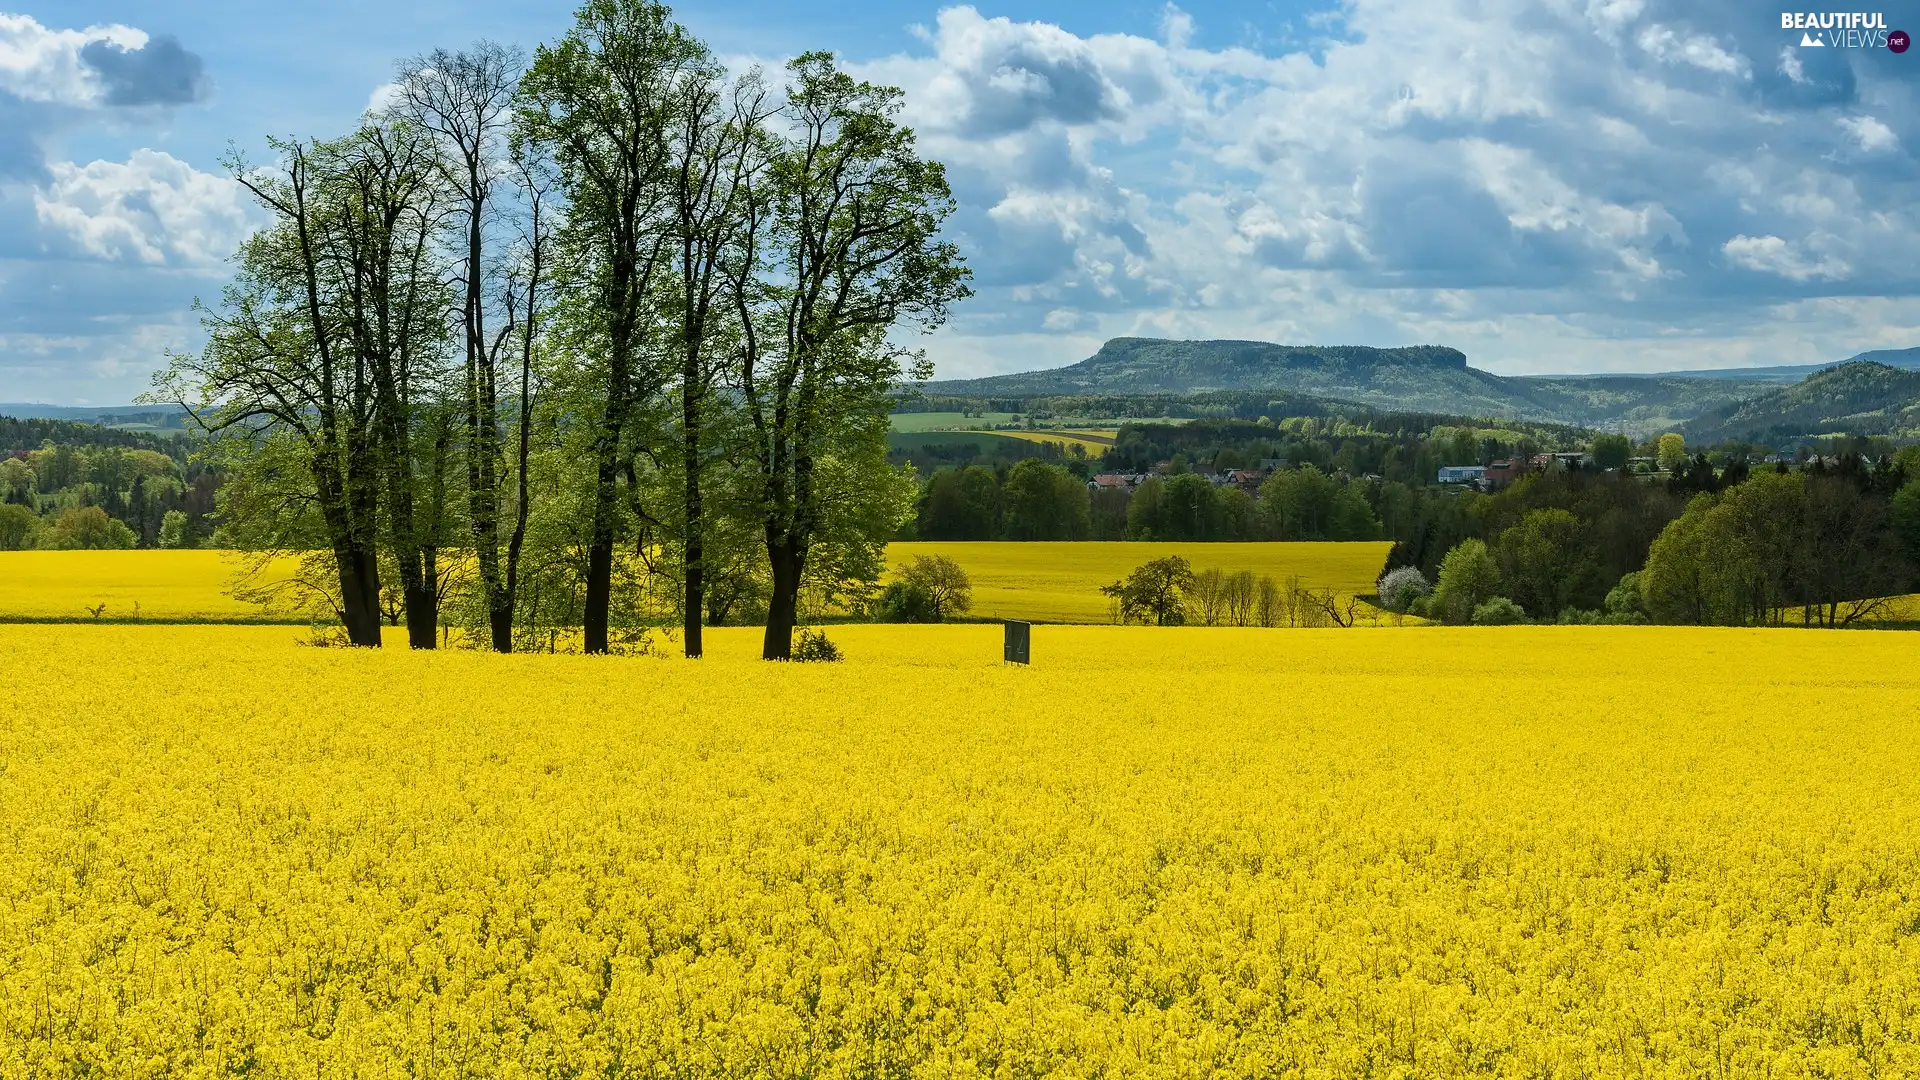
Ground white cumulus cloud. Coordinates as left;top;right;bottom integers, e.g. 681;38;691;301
0;13;147;107
33;149;257;266
847;0;1920;381
1840;116;1899;153
1721;234;1849;282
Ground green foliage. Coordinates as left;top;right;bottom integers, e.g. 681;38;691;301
43;506;137;550
0;503;38;550
1159;473;1218;540
1124;476;1167;540
1493;508;1589;619
1640;469;1905;626
1604;572;1647;621
1259;465;1380;541
157;510;190;550
1101;556;1194;626
1891;481;1920;566
790;628;842;662
1431;539;1502;624
1471;596;1527;625
1591;433;1632;470
917;466;1001;539
1001;460;1089;540
875;581;939;623
1656;433;1687;473
877;555;972;623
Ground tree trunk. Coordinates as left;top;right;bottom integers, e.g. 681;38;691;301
762;536;801;659
584;448;620;654
466;197;512;652
336;544;384;647
400;558;437;649
682;388;703;658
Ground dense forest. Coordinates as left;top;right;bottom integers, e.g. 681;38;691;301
0;418;219;551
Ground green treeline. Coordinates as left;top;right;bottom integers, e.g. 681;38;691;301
912;461;1380;542
0;420;219;550
1389;453;1920;626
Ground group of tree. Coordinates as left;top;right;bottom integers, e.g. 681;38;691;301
1099;415;1587;483
0;423;218;550
1391;451;1920;627
155;1;968;658
910;460;1382;543
1099;556;1363;628
1641;458;1914;626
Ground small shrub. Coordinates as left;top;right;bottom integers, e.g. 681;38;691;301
1556;607;1603;625
1604;572;1646;620
1376;566;1432;613
1472;596;1527;625
299;624;353;648
792;628;843;663
875;580;940;623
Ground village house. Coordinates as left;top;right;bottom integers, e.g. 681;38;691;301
1087;472;1139;492
1484;459;1525;488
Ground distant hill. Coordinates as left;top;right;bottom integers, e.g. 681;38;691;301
0;403;190;435
1681;361;1920;444
928;338;1766;430
1621;347;1920;384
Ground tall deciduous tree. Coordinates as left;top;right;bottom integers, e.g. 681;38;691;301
323;122;451;649
156;138;390;645
663;66;772;657
729;53;970;660
518;0;702;654
396;42;530;652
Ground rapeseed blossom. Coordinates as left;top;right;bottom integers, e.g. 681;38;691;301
2;623;1918;1076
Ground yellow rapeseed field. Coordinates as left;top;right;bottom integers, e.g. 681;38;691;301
992;430;1116;455
1;544;1391;626
887;540;1392;622
4;622;1918;1076
0;550;310;622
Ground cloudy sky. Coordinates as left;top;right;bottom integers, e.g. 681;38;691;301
4;0;1919;403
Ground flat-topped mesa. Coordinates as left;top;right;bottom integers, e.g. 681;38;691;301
1088;338;1469;370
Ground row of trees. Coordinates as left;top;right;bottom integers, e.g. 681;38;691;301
1395;454;1920;626
1642;466;1914;626
1099;556;1363;628
912;461;1382;542
158;1;968;658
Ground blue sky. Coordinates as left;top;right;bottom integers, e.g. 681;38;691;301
3;0;1919;403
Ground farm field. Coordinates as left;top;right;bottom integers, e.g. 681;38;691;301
887;540;1392;622
0;549;308;622
992;429;1116;454
0;543;1393;626
4;622;1919;1076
